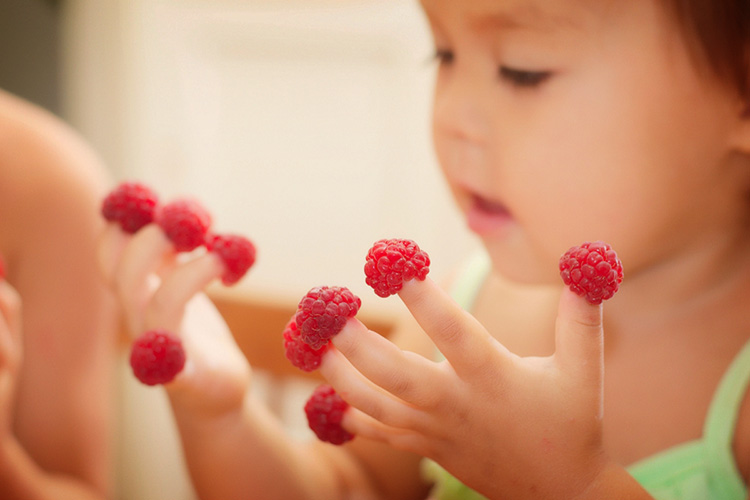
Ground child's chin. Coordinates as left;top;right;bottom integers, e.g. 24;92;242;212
486;247;559;286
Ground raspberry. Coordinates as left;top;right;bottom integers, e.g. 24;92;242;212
304;384;354;445
156;199;212;252
559;241;623;305
295;286;361;349
129;329;186;386
101;181;159;233
283;317;329;372
364;238;430;297
0;254;5;281
207;234;257;285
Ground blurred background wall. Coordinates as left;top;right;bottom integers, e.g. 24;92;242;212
1;1;481;498
0;0;60;114
58;0;480;315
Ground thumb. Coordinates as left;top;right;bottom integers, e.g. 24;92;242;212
144;252;224;332
554;287;604;385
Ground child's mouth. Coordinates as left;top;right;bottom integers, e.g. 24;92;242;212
466;194;513;235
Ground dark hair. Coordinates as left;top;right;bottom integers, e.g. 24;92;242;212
666;0;750;96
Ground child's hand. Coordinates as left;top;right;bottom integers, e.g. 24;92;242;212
98;223;251;416
320;277;612;499
0;281;22;439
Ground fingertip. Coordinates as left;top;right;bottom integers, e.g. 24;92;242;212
329;317;369;350
555;287;604;383
396;275;435;309
559;286;603;329
203;250;231;279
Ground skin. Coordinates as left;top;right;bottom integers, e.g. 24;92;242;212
423;0;750;476
99;0;750;498
0;89;118;499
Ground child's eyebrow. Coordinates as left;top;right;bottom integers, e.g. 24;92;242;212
470;6;582;34
418;0;592;39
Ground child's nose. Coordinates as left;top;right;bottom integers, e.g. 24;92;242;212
432;69;492;146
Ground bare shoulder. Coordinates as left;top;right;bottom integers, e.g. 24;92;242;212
0;90;109;250
0;89;108;197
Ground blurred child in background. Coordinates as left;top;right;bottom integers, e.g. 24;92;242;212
0;89;117;499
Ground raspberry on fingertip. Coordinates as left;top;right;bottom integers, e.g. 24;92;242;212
101;181;160;234
130;329;186;386
305;384;354;445
295;286;361;350
559;241;623;305
364;238;430;297
207;233;257;285
282;316;329;372
156;199;212;252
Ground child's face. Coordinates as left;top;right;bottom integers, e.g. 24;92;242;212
422;0;746;283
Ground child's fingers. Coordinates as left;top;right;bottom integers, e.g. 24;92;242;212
319;347;423;429
0;282;22;371
330;319;442;408
144;253;224;333
96;224;129;287
397;277;511;376
0;283;21;344
553;287;604;386
112;224;174;333
341;407;432;457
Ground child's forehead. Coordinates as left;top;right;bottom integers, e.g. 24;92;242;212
420;0;613;34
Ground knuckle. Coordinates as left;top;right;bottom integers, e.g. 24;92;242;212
148;291;174;318
434;314;466;346
362;400;385;423
146;290;182;327
334;327;360;358
384;369;414;399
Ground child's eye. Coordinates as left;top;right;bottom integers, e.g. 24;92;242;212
499;66;551;88
432;48;454;66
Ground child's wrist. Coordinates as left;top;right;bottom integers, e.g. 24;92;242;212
572;458;653;500
165;377;250;421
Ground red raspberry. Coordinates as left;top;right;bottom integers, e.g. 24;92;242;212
129;329;186;386
0;254;5;281
559;241;623;305
282;317;329;372
207;234;257;285
295;286;361;350
364;238;430;297
156;199;212;252
101;181;159;234
304;384;354;445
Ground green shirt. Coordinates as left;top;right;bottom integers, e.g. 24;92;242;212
422;252;750;500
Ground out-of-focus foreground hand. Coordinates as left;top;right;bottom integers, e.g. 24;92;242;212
97;223;251;416
320;276;616;500
0;281;22;442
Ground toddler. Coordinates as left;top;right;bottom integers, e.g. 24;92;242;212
99;0;750;498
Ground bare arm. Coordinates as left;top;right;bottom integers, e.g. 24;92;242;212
0;90;117;499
